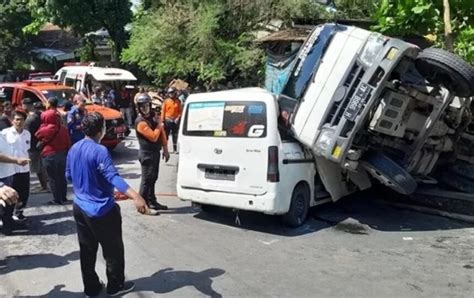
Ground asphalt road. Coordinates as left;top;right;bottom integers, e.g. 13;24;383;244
1;133;474;297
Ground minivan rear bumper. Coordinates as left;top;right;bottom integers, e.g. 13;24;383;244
177;186;285;215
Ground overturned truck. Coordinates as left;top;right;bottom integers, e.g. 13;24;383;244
278;23;474;200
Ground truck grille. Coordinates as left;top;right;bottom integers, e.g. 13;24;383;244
326;63;365;126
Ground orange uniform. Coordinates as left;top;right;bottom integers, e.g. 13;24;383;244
136;121;168;146
161;98;182;121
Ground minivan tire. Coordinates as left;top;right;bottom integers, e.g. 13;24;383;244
416;48;474;98
282;184;310;228
361;151;417;195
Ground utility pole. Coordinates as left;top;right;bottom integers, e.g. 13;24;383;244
443;0;454;52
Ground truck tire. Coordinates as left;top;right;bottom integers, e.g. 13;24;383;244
361;151;417;195
282;183;310;228
416;48;474;97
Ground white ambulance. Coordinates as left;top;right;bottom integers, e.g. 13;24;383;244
53;63;137;94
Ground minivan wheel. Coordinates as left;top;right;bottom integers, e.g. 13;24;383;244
361;151;417;195
282;184;310;228
416;48;474;97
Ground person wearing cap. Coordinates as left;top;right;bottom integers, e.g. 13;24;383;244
67;95;87;144
135;94;170;211
161;87;182;153
23;98;48;192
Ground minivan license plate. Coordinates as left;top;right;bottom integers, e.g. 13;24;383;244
344;83;372;121
205;169;235;181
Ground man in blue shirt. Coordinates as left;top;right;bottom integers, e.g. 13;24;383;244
67;96;87;144
66;112;148;297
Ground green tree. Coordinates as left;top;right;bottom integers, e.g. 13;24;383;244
373;0;474;62
25;0;132;63
0;0;32;69
123;0;380;87
122;1;266;88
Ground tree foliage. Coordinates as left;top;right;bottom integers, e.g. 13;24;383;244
25;0;132;62
373;0;474;62
123;0;378;87
122;1;267;87
0;0;32;69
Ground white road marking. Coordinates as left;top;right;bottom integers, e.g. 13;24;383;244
258;239;279;245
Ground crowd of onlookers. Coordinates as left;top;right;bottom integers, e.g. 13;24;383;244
0;83;187;236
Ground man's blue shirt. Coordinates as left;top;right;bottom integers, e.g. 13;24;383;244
67;106;85;144
66;138;129;218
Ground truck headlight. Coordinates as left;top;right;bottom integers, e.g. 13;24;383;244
360;33;385;68
315;129;334;154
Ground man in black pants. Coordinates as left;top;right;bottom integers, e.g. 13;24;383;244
2;111;31;222
0;136;28;235
66;112;149;296
135;94;170;211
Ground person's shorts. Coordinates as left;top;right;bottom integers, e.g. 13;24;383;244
29;151;43;173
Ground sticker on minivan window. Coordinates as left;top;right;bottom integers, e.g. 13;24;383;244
214;131;227;137
248;105;264;114
187;102;225;131
248;125;265;137
224;105;245;113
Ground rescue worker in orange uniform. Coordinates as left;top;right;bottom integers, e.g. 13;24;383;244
135;94;170;211
161;87;182;153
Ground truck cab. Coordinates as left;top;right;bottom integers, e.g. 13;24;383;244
279;23;474;198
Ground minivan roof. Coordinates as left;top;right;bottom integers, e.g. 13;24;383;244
187;87;275;103
59;66;137;81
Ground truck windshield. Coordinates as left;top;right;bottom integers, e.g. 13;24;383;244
280;24;337;100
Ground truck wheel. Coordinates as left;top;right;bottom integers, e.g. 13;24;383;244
416;48;474;97
282;184;310;228
361;151;417;195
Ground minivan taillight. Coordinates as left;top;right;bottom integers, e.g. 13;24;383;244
267;146;280;182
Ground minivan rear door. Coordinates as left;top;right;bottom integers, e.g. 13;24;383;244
179;100;271;196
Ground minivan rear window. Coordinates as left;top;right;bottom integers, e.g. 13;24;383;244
183;101;267;138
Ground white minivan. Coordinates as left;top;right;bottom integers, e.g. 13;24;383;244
177;88;330;227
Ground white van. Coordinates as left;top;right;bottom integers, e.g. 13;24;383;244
53;63;137;94
177;88;330;227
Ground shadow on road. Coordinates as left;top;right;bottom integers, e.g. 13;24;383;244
133;267;225;297
193;191;474;237
0;251;79;275
110;140;139;166
27;267;225;298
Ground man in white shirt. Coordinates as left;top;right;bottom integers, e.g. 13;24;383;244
0;132;28;236
2;110;31;223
